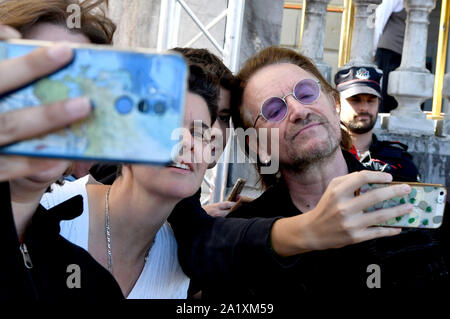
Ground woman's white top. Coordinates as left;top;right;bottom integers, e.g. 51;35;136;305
40;175;190;299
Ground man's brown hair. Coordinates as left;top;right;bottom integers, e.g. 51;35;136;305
0;0;116;44
231;46;352;189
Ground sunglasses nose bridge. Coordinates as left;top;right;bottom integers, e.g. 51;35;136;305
282;92;294;102
286;94;312;122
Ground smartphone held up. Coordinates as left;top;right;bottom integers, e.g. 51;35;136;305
0;39;187;165
359;182;447;229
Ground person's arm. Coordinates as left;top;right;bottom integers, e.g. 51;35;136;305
170;171;413;286
374;0;403;51
169;195;284;287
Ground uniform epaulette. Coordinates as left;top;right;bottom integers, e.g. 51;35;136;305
379;140;409;151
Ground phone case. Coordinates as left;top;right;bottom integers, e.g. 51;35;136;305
359;182;447;228
227;178;247;202
0;39;187;165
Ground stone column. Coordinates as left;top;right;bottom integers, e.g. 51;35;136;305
346;0;381;66
300;0;332;82
387;0;436;135
442;73;450;136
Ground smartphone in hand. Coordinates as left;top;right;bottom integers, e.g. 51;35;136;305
359;182;447;228
0;39;187;165
227;178;247;202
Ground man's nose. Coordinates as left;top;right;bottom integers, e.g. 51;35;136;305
286;95;310;123
358;100;370;112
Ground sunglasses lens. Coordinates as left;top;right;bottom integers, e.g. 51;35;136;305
261;97;287;122
294;79;320;104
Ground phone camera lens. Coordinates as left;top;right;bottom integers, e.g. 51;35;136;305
115;96;134;114
138;99;150;113
153;100;167;115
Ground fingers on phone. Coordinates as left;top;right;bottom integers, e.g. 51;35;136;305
360;203;413;228
336;170;393;195
353;183;411;211
0;97;91;146
0;45;73;93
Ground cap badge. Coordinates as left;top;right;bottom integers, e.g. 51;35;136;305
355;68;370;80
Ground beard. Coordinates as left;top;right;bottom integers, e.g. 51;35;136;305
284;113;341;173
345;112;377;134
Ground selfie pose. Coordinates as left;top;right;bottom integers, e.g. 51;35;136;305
170;47;449;298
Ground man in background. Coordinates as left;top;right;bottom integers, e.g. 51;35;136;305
335;66;419;181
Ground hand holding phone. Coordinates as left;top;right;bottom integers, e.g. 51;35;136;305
359;182;447;228
0;39;187;165
0;29;92;181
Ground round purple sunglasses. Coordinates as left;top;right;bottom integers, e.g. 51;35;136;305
253;78;321;128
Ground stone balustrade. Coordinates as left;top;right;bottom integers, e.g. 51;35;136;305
387;0;437;136
443;74;450;136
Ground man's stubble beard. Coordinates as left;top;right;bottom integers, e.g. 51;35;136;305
345;112;377;134
284;119;342;173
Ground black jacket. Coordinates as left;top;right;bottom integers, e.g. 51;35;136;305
171;151;449;298
0;182;124;300
356;134;420;182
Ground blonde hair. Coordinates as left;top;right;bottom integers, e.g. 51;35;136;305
0;0;115;44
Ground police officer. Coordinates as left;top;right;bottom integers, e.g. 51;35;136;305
334;66;420;181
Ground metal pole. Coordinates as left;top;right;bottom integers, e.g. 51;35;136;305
177;0;225;54
183;9;228;48
298;0;307;50
338;0;354;67
223;0;245;73
430;0;449;120
157;0;179;51
213;0;246;203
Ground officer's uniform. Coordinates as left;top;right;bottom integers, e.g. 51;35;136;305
349;134;420;182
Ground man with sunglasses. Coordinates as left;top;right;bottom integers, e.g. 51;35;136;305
174;46;447;299
335;66;419;182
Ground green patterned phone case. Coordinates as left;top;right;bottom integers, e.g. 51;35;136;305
359;182;447;228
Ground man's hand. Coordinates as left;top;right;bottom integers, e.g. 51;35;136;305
271;171;413;256
0;25;91;181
